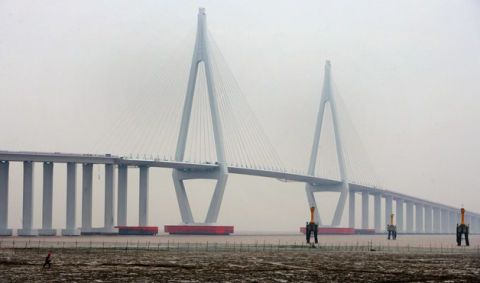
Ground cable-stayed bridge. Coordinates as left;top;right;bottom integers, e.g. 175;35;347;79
0;8;478;236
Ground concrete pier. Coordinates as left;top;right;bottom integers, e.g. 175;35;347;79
18;161;38;236
396;199;404;233
406;201;414;233
81;163;93;233
0;161;12;236
117;165;128;226
424;205;432;233
361;191;369;229
385;195;392;229
441;209;448;233
374;193;381;232
139;166;149;226
467;215;473;231
39;162;56;236
348;190;355;228
447;211;454;233
433;207;441;233
62;163;80;235
104;164;115;231
415;203;423;233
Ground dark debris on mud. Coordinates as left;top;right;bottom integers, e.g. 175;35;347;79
0;249;479;282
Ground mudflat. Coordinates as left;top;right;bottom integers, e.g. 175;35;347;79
0;248;479;282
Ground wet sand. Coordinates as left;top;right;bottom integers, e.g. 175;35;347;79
1;247;479;282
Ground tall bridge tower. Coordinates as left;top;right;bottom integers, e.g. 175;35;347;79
172;8;228;225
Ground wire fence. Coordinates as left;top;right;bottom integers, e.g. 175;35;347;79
0;239;478;255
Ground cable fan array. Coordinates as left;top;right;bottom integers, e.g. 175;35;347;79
91;29;285;172
309;74;381;187
90;25;379;186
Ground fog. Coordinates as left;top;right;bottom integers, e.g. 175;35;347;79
0;0;479;231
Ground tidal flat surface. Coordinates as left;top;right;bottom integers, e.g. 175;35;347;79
2;234;480;249
0;248;479;282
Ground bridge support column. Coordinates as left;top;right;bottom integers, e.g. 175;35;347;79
81;163;93;233
39;162;56;236
361;191;369;229
433;207;441;233
18;161;38;236
396;199;404;233
62;163;80;235
117;165;128;226
0;161;12;236
415;203;423;233
348;190;355;228
406;201;414;233
385;195;392;230
139;166;149;226
103;164;115;232
441;209;448;233
424;205;432;233
374;193;381;232
451;211;457;233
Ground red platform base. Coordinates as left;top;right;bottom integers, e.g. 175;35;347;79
300;227;375;235
115;226;158;235
164;225;234;235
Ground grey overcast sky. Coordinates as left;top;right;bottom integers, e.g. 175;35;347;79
0;0;479;231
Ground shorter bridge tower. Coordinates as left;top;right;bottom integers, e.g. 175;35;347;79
305;61;349;227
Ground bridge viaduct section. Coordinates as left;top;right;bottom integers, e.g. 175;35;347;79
0;151;479;236
348;184;479;234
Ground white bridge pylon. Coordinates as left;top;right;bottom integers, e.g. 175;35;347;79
173;8;228;224
305;61;349;227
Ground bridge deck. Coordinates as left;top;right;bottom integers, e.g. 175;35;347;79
0;150;478;218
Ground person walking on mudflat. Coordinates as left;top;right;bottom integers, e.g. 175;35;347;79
43;251;52;269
